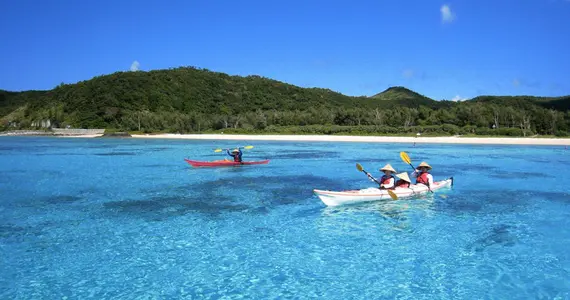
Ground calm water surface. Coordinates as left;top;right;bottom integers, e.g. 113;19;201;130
0;136;569;299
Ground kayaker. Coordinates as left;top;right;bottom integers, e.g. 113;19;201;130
411;161;434;187
394;172;411;188
226;148;243;162
369;164;396;189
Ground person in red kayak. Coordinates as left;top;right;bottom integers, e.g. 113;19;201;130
411;161;433;187
226;148;243;162
368;164;396;189
394;172;412;188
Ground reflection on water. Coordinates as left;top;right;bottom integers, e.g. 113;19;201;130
1;137;569;299
318;197;436;233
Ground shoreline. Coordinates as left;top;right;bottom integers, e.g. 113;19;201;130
2;132;569;145
129;134;570;146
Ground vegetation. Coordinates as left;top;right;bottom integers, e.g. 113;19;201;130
1;66;569;137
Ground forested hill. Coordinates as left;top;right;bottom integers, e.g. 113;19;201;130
1;66;569;136
370;86;444;108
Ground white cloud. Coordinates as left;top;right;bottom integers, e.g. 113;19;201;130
512;78;541;88
130;60;140;72
402;69;414;79
440;5;455;23
451;95;466;102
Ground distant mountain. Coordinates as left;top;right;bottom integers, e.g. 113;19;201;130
528;95;570;111
371;86;428;100
370;86;450;108
0;89;47;119
469;95;570;111
0;67;448;126
0;66;568;135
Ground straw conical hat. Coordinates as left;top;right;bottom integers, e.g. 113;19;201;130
396;172;411;183
418;161;432;170
380;164;396;173
231;148;240;153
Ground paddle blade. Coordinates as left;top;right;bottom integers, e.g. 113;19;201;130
214;149;223;153
400;151;411;165
388;190;398;200
356;163;363;172
243;145;254;150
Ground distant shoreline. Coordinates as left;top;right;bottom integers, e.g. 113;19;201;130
128;133;570;146
2;131;570;145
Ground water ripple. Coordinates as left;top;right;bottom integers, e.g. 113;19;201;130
0;137;569;299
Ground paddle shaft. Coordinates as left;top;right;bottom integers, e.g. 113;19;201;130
356;163;398;200
214;145;253;153
363;170;398;200
360;169;382;186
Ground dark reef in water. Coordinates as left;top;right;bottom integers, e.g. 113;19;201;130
99;132;132;138
469;224;518;252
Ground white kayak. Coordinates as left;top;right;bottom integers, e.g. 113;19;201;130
314;177;454;206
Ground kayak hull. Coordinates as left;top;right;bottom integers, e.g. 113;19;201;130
314;177;454;206
184;158;270;167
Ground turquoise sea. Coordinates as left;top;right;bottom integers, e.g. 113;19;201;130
1;136;569;299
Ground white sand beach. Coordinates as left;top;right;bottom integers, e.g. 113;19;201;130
130;134;570;146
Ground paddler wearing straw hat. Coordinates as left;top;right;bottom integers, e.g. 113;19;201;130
394;172;412;188
226;147;243;162
411;161;434;187
369;163;397;189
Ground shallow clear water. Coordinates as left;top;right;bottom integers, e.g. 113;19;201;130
1;136;569;299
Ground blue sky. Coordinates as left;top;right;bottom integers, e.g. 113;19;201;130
1;0;569;100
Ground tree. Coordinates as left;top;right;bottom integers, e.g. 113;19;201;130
0;66;568;136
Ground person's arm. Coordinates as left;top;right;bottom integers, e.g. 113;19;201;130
368;174;381;188
411;169;420;178
427;174;434;186
226;149;233;157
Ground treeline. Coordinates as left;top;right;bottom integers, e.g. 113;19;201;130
113;104;570;136
207;125;536;137
1;66;569;136
7;103;566;136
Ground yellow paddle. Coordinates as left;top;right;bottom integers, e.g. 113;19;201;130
356;163;398;200
214;145;254;153
399;151;437;195
400;151;413;168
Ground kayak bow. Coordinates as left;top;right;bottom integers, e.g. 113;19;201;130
314;177;453;206
184;158;270;168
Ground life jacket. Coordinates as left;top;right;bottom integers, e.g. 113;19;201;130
233;154;242;162
395;180;410;188
416;172;429;185
380;175;394;186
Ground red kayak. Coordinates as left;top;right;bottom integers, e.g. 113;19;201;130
184;158;270;168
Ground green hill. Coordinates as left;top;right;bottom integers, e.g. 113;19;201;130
0;89;47;118
469;95;569;110
530;95;570;111
370;86;452;109
0;66;569;136
371;86;429;101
